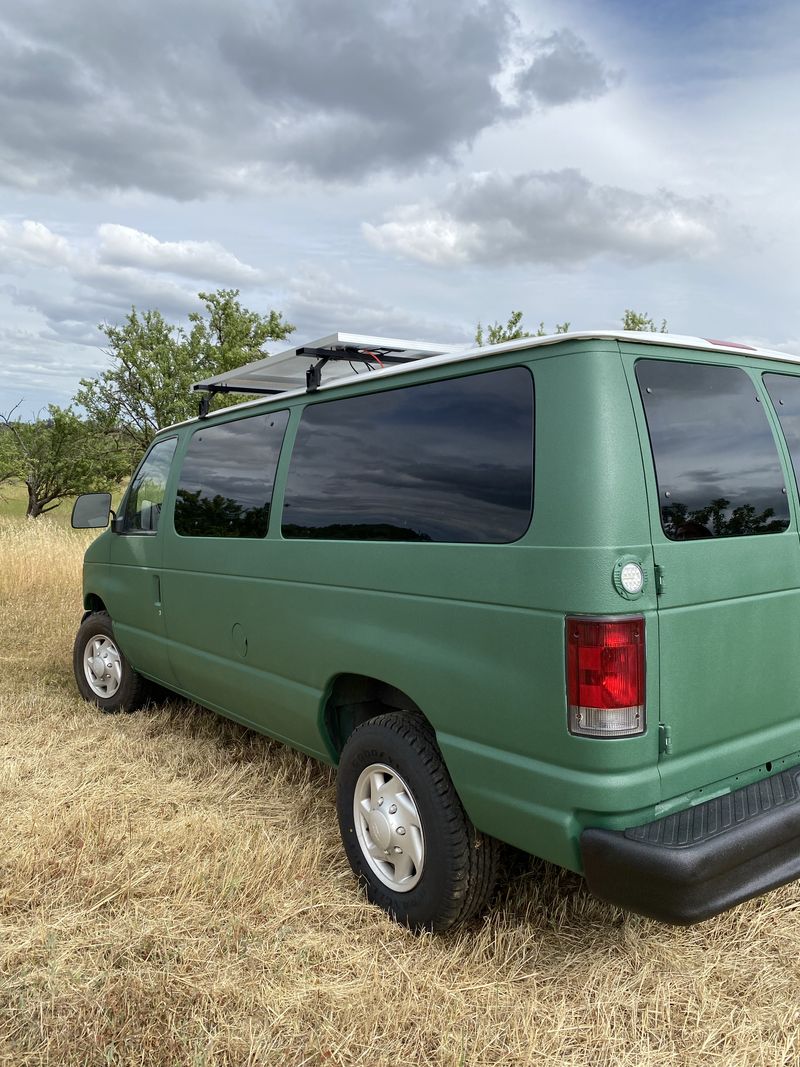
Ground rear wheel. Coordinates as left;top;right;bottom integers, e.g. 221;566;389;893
336;711;499;931
73;612;148;713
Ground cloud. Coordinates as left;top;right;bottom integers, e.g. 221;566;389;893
0;1;618;195
0;218;267;349
96;225;264;284
363;168;723;267
0;219;71;268
281;267;465;344
0;213;469;416
0;322;108;417
515;29;622;106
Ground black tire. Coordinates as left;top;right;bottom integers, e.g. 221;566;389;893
336;711;500;932
73;611;149;713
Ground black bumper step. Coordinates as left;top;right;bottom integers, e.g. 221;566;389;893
581;766;800;924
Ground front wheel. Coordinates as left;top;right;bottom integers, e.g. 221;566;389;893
336;712;499;932
73;611;148;713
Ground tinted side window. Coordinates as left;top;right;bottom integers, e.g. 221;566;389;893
764;374;800;495
121;437;177;533
282;367;534;544
175;411;289;538
636;360;789;540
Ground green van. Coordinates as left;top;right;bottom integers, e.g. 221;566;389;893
71;330;800;931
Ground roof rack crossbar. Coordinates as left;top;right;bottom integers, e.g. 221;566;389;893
197;382;284;418
297;343;411;392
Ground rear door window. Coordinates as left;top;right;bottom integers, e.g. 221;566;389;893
636;359;789;540
282;367;534;543
763;373;800;496
175;411;289;537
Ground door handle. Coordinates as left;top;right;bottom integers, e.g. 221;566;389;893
153;574;162;614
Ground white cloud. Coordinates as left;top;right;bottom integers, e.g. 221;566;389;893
363;210;480;267
0;218;267;343
0;219;71;268
364;169;724;267
96;224;264;283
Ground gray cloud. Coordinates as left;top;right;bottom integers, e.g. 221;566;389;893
1;285;109;337
280;266;466;344
516;29;621;106
0;323;106;417
364;168;723;266
0;1;617;196
1;271;197;345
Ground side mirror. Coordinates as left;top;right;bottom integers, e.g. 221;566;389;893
71;492;113;529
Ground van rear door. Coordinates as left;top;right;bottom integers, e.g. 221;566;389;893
622;346;800;801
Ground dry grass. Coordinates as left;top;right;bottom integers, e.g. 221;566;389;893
2;517;800;1066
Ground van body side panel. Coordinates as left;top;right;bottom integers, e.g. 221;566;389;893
102;546;171;680
620;343;800;801
158;346;660;870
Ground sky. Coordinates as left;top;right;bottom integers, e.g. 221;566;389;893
1;0;799;416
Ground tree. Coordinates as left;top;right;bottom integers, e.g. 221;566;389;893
475;309;668;345
0;421;20;496
75;289;294;455
186;289;294;376
622;310;668;333
0;405;130;518
475;311;570;346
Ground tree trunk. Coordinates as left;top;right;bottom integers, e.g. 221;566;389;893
26;481;43;518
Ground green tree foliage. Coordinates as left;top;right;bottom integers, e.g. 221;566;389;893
174;489;270;539
475;311;571;346
0;420;20;494
186;290;293;377
0;405;130;518
476;309;669;345
662;498;785;539
75;289;294;454
622;309;669;333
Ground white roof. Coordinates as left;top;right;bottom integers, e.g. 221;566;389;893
173;328;800;430
193;332;461;395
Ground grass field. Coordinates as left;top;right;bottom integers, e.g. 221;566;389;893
0;482;123;525
2;509;800;1065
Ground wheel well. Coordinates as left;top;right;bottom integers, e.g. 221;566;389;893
323;674;428;757
83;594;107;619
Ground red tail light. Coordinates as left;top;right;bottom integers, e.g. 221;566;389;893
566;616;645;738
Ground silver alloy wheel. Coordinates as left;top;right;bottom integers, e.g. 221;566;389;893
353;762;425;892
82;635;123;698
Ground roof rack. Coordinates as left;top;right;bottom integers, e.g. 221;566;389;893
193;332;461;416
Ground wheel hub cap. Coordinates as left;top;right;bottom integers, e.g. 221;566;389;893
353;762;425;893
90;655;109;678
366;809;392;850
83;635;122;698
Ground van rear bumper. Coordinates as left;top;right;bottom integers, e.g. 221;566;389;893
580;766;800;924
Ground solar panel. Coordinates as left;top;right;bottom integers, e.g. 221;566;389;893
193;332;461;399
